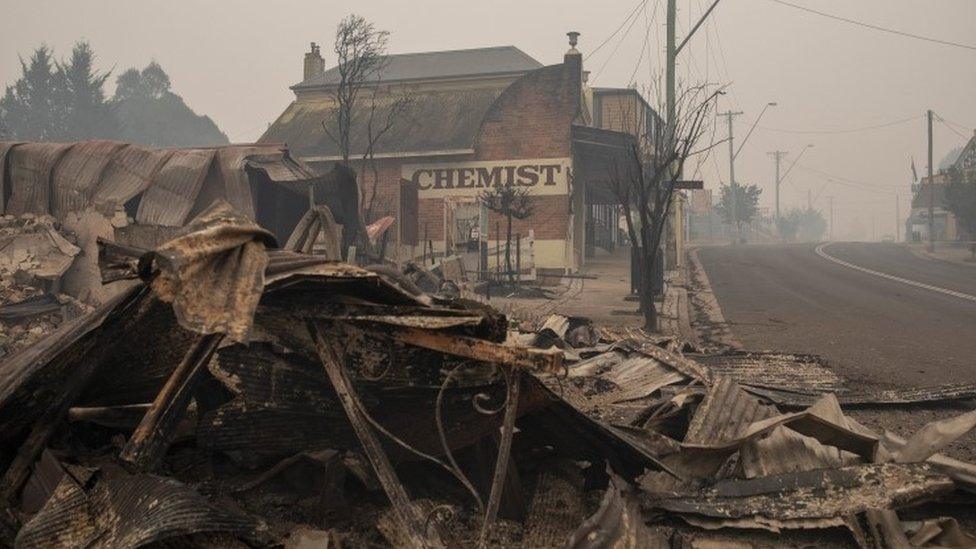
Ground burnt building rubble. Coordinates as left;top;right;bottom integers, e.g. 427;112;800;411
1;146;975;548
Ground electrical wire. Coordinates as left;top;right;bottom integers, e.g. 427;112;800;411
768;0;976;52
759;114;922;135
795;163;911;196
585;0;648;61
593;2;646;81
628;0;662;85
935;114;970;141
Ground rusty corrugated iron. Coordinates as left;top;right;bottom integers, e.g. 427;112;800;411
683;376;779;446
50;140;127;219
90;143;173;213
0;141;22;213
4;142;75;216
135;148;216;226
16;473;259;547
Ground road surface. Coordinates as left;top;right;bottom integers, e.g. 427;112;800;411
696;242;976;389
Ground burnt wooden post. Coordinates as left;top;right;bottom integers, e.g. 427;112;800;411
120;332;224;471
309;322;438;549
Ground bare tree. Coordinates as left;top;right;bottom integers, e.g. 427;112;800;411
608;82;722;330
360;89;414;224
325;14;388;165
479;184;534;283
317;14;415;256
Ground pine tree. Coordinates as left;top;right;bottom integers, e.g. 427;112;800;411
57;41;119;140
0;45;63;140
0;42;119;141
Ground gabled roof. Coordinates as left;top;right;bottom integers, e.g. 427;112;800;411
293;46;542;90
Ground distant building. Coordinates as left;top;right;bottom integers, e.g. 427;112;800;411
261;38;643;273
909;130;976;241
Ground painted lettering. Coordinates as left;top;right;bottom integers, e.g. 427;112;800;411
412;169;433;190
475;166;503;188
516;165;540;186
539;164;561;185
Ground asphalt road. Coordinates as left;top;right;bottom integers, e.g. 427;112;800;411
697;242;976;389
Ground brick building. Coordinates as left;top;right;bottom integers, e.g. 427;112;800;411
261;37;639;273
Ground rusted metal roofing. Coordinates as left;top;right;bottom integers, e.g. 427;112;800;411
0;141;21;213
4;142;75;216
0;141;317;227
683;376;779;446
51;140;127;218
135;148;215;226
91;143;173;212
16;473;258;547
691;351;846;394
644;463;954;524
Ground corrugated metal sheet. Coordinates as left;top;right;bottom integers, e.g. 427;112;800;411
92;143;173;211
644;463;954;523
211;146;258;218
691;351;846;394
16;473;258;548
5;142;74;215
683;376;779;446
245;148;316;182
135;148;215;226
739;425;859;478
50;140;126;218
568;353;688;408
0;141;25;214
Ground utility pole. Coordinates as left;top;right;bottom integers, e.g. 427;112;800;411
895;194;900;243
768;150;788;229
720;110;743;239
927;109;934;252
666;0;676;133
807;189;812;210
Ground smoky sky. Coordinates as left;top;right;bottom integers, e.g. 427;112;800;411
2;0;974;239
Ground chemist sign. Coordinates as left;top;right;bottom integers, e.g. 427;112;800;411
402;158;572;199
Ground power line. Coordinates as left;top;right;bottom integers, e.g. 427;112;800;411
759;114;922;135
795;163;911;196
585;0;648;61
628;0;662;85
935;114;970;141
593;0;646;81
768;0;976;52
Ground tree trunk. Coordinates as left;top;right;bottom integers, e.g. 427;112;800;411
639;258;658;331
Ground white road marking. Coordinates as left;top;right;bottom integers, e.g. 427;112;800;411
815;243;976;303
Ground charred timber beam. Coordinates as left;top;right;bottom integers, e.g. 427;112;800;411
375;324;563;375
309;321;440;549
120;333;223;471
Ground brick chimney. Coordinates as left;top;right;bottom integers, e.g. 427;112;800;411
304;42;324;81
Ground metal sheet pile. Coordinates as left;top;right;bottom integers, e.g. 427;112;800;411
1;202;974;548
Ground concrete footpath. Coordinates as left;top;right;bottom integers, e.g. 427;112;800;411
489;247;695;341
906;241;976;267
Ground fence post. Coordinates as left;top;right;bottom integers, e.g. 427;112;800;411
516;233;521;283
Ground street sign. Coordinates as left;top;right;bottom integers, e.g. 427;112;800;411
668;180;704;190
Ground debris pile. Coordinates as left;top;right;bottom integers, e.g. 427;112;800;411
0;202;974;548
0;214;93;358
